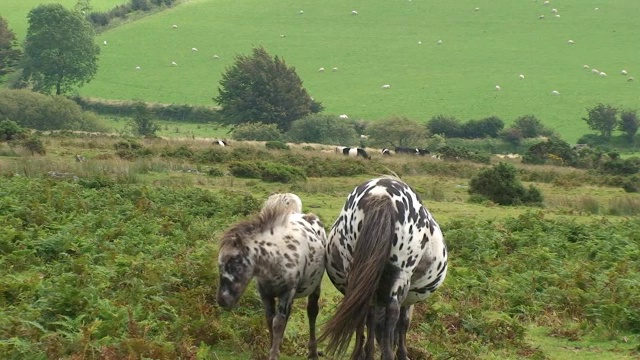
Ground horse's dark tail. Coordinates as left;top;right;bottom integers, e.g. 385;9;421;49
319;194;395;358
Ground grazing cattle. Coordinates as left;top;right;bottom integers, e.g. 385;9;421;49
394;147;429;156
320;176;447;360
381;148;392;156
213;140;228;146
217;193;326;360
340;147;371;159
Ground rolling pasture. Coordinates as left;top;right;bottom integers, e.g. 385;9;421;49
1;0;127;38
76;0;640;143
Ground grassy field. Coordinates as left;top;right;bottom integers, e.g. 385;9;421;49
68;0;640;143
1;135;639;359
2;0;128;38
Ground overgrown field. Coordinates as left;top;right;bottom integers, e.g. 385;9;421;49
2;0;127;38
1;135;639;359
69;0;640;143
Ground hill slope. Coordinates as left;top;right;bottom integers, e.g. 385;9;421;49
60;0;640;142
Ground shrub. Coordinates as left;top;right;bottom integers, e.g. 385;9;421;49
231;122;282;141
21;135;46;155
0;119;27;141
511;115;554;138
286;114;358;145
468;162;543;205
460;116;504;139
207;167;224;177
265;141;290;150
522;138;576;166
601;157;640;175
621;176;640;193
427;115;462;138
0;89;105;132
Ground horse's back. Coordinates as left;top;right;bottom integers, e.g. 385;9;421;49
326;176;448;301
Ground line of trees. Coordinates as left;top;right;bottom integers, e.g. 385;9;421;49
583;103;638;143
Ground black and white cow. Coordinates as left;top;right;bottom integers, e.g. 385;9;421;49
337;146;371;159
381;148;392;156
395;147;430;156
213;140;229;146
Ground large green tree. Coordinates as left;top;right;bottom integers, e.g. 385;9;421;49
582;103;618;140
22;4;100;95
0;16;22;81
215;46;322;131
619;109;639;143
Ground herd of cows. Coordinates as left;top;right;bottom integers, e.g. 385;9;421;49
211;139;432;159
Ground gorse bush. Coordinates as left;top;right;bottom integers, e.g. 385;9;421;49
231;122;282;141
286;114;358;145
468;162;543;205
0;89;105;132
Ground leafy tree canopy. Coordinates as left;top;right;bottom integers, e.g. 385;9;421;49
0;16;22;81
619;109;639;144
582;103;618;140
214;46;322;131
22;4;100;95
286;114;358;145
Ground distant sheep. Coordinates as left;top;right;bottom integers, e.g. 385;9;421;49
351;10;358;15
543;0;550;5
299;10;304;14
171;61;178;66
360;135;369;140
474;7;480;11
332;67;338;72
135;66;141;70
495;85;501;91
567;40;574;44
583;64;590;69
539;15;545;19
621;70;628;75
629;77;635;82
519;74;525;80
418;41;422;44
591;68;600;74
551;90;560;95
551;8;558;13
339;114;349;119
555;14;561;18
192;47;198;52
172;24;178;29
103;40;107;45
213;55;220;59
318;67;325;72
382;84;391;89
599;72;607;77
437;39;443;45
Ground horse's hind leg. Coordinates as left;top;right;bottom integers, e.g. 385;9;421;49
306;285;321;359
380;299;400;360
269;289;296;360
396;305;414;360
364;307;375;360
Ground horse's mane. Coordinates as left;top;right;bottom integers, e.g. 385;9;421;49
219;201;294;249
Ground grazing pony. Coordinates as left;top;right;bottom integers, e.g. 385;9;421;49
217;193;327;360
320;176;448;360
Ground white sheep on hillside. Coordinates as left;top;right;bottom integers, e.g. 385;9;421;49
382;84;391;89
621;70;628;75
172;24;178;29
339;114;349;119
591;68;600;74
495;85;501;91
171;61;178;66
551;90;560;95
583;64;590;69
551;8;558;13
192;47;198;52
519;74;525;80
567;40;574;44
437;39;443;45
213;55;220;59
318;67;325;72
332;67;338;72
351;10;358;15
135;66;141;70
599;72;607;77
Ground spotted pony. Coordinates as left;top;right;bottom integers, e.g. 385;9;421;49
319;176;448;360
216;193;327;360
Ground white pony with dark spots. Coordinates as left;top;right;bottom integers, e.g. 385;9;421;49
217;193;327;360
319;176;448;360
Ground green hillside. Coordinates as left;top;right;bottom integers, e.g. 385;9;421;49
77;0;639;143
2;0;126;38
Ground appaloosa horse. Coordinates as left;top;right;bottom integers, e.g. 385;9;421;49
320;176;448;360
216;193;326;360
